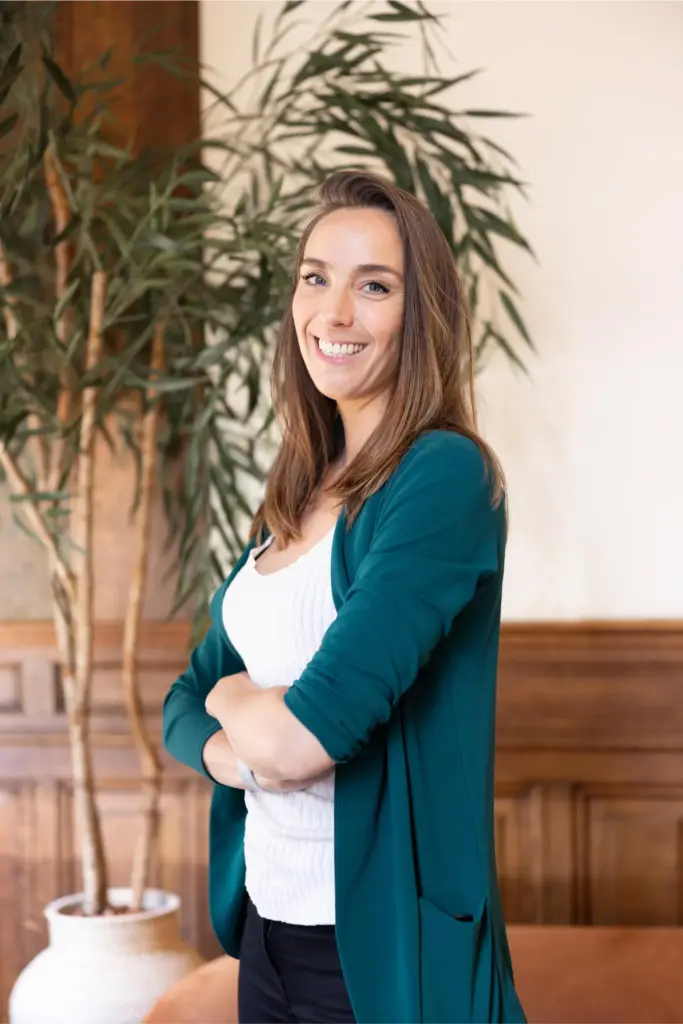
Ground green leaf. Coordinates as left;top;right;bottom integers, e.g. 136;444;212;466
415;157;454;246
53;279;80;327
499;291;534;350
0;112;19;141
334;144;376;157
283;0;305;14
422;69;482;97
479;135;518;166
252;11;263;65
98;46;113;71
469;236;517;293
471;206;534;256
488;326;528;375
372;2;430;22
9;489;71;504
451;164;526;195
461;109;528;119
467;276;479;320
87;139;131;160
409;114;480;160
11;512;43;549
41;52;76;105
258;59;285;112
0;43;22;103
147;232;179;252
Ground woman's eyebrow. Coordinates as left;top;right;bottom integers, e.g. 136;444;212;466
301;257;402;279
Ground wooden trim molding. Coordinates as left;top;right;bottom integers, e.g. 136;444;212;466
2;617;681;647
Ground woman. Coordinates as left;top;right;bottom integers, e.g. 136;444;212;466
163;170;526;1024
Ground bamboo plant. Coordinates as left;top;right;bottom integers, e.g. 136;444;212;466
0;0;533;919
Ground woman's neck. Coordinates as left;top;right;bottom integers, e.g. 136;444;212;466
337;395;388;466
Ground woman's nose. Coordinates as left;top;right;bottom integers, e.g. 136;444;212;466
320;287;353;326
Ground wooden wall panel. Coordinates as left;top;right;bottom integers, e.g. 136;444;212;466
54;1;200;154
0;620;682;1013
583;792;683;925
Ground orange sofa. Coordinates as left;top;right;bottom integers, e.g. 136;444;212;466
144;926;683;1024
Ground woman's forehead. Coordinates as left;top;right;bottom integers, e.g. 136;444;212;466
303;207;403;269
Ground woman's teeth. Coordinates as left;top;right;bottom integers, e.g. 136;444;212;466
316;338;366;358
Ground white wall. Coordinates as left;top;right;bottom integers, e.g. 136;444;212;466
200;0;683;621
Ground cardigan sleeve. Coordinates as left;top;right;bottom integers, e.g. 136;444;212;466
162;579;246;779
284;433;503;764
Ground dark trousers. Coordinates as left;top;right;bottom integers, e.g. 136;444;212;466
238;898;356;1024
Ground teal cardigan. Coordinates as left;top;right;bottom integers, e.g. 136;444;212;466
163;430;527;1024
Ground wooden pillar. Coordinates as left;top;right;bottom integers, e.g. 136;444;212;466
52;1;202;619
54;0;200;153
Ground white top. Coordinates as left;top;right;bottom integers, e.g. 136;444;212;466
221;527;338;925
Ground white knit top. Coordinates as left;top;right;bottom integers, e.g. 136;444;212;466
221;527;338;925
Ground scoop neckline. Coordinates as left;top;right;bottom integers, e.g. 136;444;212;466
249;523;336;579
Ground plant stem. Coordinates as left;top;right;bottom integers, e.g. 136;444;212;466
123;319;165;911
70;269;108;916
44;146;77;496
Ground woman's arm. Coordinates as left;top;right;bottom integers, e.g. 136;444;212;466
201;727;332;792
162;584;242;781
205;676;332;782
205;435;502;783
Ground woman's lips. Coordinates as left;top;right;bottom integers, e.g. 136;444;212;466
313;336;368;362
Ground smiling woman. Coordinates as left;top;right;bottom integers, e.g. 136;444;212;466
294;213;403;415
257;170;504;547
162;170;525;1024
294;213;404;388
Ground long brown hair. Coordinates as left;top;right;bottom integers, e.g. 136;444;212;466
251;170;504;544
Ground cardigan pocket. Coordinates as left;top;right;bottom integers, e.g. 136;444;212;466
418;895;489;1024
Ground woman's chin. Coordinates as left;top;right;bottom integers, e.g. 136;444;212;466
312;383;354;403
307;371;358;404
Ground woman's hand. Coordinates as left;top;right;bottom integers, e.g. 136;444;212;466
201;730;330;792
205;671;256;719
204;669;333;783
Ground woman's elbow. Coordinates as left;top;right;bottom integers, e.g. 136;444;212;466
243;691;336;781
272;728;335;782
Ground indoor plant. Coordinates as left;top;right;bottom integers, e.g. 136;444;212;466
1;1;532;1021
0;5;216;1021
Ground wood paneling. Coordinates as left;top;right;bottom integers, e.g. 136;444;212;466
0;620;682;1013
54;1;200;153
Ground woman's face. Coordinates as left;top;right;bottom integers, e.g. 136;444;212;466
292;207;405;411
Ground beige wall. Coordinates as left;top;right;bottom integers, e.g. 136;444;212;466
201;0;683;621
2;2;679;622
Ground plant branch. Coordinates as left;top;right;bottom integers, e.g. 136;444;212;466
69;268;108;916
124;318;165;911
73;269;106;703
44;146;77;495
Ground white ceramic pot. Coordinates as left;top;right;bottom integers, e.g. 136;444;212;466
9;887;204;1024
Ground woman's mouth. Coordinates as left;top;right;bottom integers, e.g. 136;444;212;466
314;336;368;361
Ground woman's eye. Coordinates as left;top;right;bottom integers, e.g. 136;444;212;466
302;272;326;286
364;280;389;295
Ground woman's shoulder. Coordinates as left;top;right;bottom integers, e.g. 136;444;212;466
376;428;503;535
393;429;489;487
